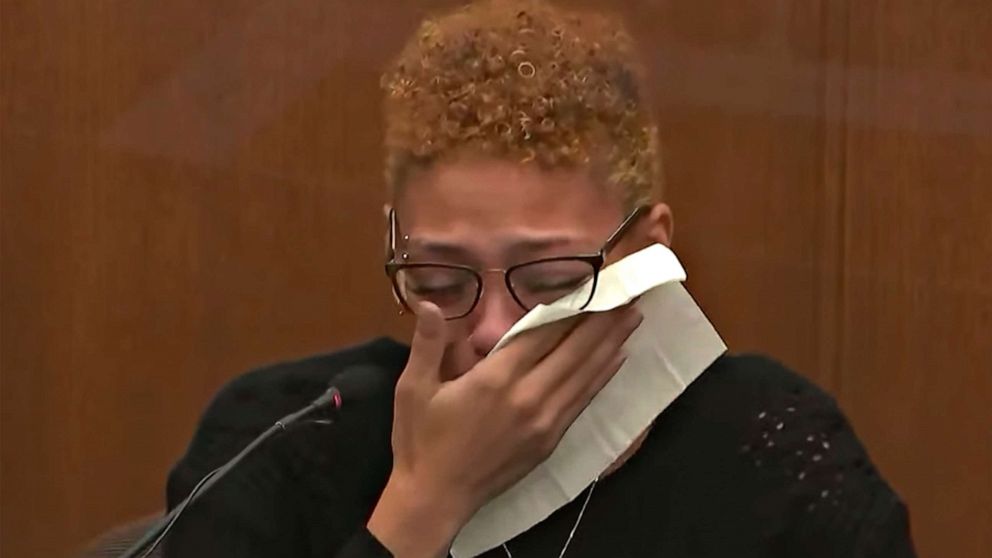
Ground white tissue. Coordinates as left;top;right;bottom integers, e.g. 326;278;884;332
449;244;726;558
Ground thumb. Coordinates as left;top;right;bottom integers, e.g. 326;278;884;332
404;301;447;387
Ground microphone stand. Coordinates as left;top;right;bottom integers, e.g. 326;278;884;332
118;386;342;558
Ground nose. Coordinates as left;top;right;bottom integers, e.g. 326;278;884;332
466;280;528;358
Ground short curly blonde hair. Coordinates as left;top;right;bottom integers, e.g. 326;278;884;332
380;0;661;209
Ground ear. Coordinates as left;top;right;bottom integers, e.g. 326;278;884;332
644;202;674;247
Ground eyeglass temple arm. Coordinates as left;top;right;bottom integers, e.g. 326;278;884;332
385;208;398;262
602;205;650;253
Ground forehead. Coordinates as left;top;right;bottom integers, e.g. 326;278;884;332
396;158;624;237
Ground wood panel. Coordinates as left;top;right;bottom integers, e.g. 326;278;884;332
1;2;430;556
1;1;988;557
838;2;992;557
623;0;841;388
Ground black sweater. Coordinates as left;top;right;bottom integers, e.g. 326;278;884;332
164;337;915;557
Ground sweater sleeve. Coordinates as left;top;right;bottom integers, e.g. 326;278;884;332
726;356;917;557
335;528;394;558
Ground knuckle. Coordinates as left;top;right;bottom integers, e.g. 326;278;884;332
526;414;560;458
508;389;542;419
394;377;415;399
536;431;562;458
473;372;507;395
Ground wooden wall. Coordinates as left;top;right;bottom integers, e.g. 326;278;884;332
2;1;989;557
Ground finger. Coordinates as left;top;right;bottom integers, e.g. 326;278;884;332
557;330;628;418
552;352;629;435
548;315;641;414
401;301;447;389
529;305;639;392
490;314;584;373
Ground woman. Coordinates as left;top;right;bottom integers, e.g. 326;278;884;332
165;1;915;556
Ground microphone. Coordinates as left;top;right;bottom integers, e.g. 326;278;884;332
118;366;387;558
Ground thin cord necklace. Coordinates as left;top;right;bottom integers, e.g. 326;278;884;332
500;479;598;558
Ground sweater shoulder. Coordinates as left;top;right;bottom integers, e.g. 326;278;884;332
197;336;408;431
167;337;408;507
695;352;828;401
671;353;839;427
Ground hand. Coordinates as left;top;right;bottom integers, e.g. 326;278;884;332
367;302;642;557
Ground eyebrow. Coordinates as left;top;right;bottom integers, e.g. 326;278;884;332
407;235;588;260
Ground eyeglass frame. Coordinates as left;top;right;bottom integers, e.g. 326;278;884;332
384;205;649;320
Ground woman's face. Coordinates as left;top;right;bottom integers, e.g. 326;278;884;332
392;157;671;380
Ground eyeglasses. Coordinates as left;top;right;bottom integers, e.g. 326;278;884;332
385;205;648;320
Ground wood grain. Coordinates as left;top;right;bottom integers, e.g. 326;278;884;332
838;2;992;557
2;1;988;556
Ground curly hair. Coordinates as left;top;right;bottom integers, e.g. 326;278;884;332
380;0;661;209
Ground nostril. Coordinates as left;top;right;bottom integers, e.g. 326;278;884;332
470;328;505;357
